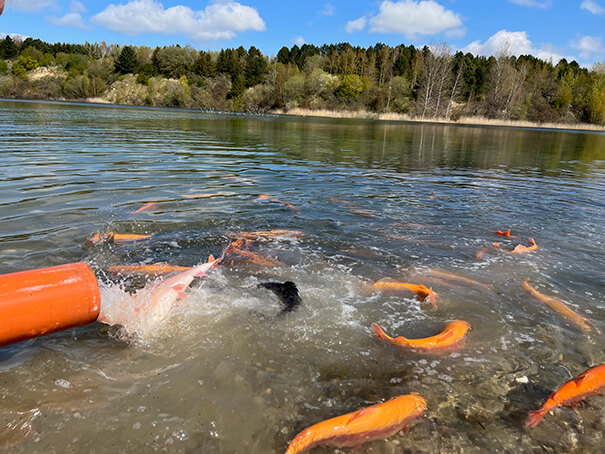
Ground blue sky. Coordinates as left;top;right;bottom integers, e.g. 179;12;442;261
1;0;604;66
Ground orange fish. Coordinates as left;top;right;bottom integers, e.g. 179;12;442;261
285;394;426;454
181;193;221;199
108;263;192;276
255;193;272;202
525;363;605;429
87;232;152;246
493;238;538;254
522;281;594;333
512;238;537;253
327;197;353;207
372;320;470;353
495;229;511;237
372;281;437;308
224;245;283;267
133;202;158;213
254;194;297;208
235;230;304;241
348;208;375;217
425;270;493;292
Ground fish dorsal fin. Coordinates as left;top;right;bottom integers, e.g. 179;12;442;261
437;326;455;342
572;371;590;387
347;405;380;425
208;254;215;262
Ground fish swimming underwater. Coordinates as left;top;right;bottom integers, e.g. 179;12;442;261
525;363;605;429
133;202;158;213
522;281;595;333
372;280;437;307
87;232;152;246
225;245;283;267
234;230;304;241
285;394;426;454
372;320;470;353
424;270;493;292
108;263;192;276
181;193;222;199
258;281;302;312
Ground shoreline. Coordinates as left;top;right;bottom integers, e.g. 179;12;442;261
277;108;605;133
2;97;604;134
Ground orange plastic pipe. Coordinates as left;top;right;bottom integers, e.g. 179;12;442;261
0;262;101;347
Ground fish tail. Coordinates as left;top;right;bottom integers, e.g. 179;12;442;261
525;408;547;429
223;242;236;258
372;323;397;341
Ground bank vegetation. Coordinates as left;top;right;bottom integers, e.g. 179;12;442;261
1;36;604;129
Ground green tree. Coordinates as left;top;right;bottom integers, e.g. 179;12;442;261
336;74;364;99
0;60;7;75
63;75;91;99
194;50;215;77
276;46;291;65
0;36;19;59
115;46;137;74
152;45;195;78
244;46;267;87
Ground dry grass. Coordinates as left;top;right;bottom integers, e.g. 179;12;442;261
277;108;605;132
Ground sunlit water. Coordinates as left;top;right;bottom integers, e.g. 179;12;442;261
1;99;604;453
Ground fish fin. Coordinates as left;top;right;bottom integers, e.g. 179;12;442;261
525;409;546;429
401;424;409;435
437;328;455;342
371;323;389;339
346;406;380;424
426;288;438;309
208;254;215;262
172;284;186;292
177;292;187;299
193;271;207;278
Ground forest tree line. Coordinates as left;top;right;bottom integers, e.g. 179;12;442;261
1;35;604;125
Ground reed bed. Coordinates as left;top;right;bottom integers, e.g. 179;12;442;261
279;108;605;132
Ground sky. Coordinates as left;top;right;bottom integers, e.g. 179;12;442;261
1;0;604;66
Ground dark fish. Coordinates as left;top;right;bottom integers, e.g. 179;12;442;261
258;281;302;312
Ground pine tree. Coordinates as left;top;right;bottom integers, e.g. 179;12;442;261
115;46;137;74
0;36;19;59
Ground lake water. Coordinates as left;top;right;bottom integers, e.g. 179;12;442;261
0;99;604;453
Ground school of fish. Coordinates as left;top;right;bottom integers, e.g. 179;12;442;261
84;210;602;452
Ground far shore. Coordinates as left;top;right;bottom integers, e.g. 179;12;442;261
2;97;604;133
277;108;605;133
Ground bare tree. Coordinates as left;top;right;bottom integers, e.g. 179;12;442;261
416;42;454;119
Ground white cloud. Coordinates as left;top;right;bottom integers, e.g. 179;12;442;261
48;0;89;30
368;0;463;39
294;35;305;46
71;0;87;13
49;12;88;29
509;0;551;8
463;30;564;62
0;32;29;41
571;35;605;60
92;0;266;41
7;0;55;11
345;16;367;33
319;3;335;16
581;0;605;14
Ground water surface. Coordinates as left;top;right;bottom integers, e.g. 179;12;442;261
1;100;604;453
